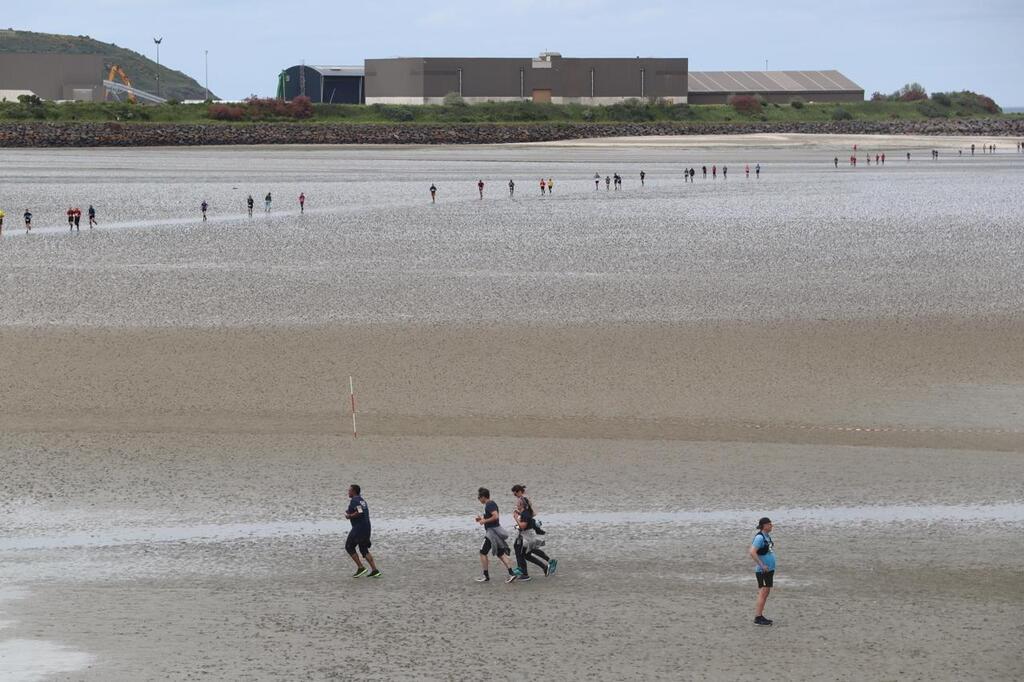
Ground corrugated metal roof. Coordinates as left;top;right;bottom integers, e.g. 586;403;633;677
689;70;861;93
308;65;364;77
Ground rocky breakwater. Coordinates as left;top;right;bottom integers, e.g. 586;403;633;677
1;119;1022;147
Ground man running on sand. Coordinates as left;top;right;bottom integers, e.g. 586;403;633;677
475;487;516;583
345;484;381;578
749;517;776;626
508;179;515;197
0;209;4;235
247;195;254;217
299;192;305;213
201;200;208;221
430;184;437;203
264;192;272;212
24;209;32;232
88;205;97;228
478;179;485;199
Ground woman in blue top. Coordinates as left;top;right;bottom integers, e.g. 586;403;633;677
748;517;775;626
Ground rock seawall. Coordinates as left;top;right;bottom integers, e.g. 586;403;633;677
1;120;1022;147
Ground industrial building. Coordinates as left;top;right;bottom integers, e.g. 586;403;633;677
276;54;863;106
687;70;863;104
279;64;365;103
0;53;104;101
364;54;688;104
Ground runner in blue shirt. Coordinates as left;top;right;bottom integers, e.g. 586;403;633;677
345;484;381;578
748;517;776;625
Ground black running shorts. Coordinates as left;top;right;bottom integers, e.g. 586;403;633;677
756;570;775;588
345;530;371;557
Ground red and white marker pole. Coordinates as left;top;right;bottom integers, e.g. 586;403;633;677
349;375;357;438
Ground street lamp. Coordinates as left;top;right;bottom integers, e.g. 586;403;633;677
154;37;163;97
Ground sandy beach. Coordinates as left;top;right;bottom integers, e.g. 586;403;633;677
0;136;1021;680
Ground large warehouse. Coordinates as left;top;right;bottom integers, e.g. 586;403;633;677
688;70;863;104
277;54;863;106
0;53;104;101
279;64;365;103
364;54;688;104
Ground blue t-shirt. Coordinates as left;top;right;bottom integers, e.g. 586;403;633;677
347;495;370;534
752;532;775;572
483;500;499;529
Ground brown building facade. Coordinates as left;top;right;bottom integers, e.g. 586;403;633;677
365;54;689;105
0;53;104;101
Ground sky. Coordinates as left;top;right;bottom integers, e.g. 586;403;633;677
5;0;1023;105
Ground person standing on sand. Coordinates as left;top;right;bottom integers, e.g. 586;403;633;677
712;165;717;179
73;208;81;230
201;200;208;222
749;517;776;626
640;170;646;186
24;209;32;233
540;178;546;196
547;178;554;194
67;207;75;231
510;484;556;582
475;487;516;583
88;205;97;228
509;179;515;198
594;175;600;191
745;164;750;178
430;184;437;203
834;157;839;168
689;168;695;182
299;193;306;213
722;165;728;179
345;484;381;578
755;163;761;178
478;179;485;199
264;192;272;212
247;195;254;217
881;153;885;165
605;175;611;190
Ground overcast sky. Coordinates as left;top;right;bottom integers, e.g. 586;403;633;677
6;0;1023;104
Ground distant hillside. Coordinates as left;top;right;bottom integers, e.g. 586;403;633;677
0;29;215;101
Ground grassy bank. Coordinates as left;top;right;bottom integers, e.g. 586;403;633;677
1;95;1019;126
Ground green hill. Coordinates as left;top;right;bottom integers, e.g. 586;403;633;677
0;29;214;101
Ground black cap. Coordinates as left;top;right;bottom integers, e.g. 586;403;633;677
757;517;771;529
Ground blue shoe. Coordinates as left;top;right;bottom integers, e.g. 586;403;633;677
547;559;558;576
512;567;523;577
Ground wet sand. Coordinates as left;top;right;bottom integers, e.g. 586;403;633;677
1;138;1022;680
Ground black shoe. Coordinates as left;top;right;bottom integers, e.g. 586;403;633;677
754;616;773;626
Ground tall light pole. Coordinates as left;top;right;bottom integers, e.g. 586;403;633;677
154;37;163;97
204;49;209;101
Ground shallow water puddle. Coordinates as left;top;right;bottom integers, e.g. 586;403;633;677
1;502;1020;551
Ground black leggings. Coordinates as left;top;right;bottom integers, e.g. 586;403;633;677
514;536;549;576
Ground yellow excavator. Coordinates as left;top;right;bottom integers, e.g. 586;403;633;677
105;64;136;103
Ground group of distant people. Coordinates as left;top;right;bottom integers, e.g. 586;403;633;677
428;166;767;202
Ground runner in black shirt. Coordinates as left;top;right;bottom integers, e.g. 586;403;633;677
345;484;381;578
475;487;515;582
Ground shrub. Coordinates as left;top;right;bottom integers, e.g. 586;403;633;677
442;92;465;106
831;106;853;120
17;94;43;106
930;92;952;107
605;98;655;121
380;105;415;122
893;82;927;102
870;91;889;102
916;100;948;118
727;94;762;116
789;98;805;109
290;95;314;119
208;103;245;121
